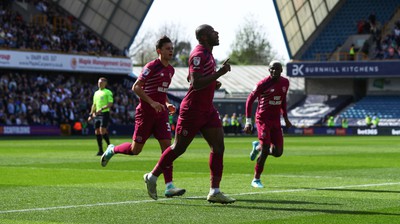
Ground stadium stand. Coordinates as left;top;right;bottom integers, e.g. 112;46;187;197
0;71;138;127
0;0;124;56
338;95;400;126
3;0;400;134
301;0;400;61
0;0;146;131
281;0;400;129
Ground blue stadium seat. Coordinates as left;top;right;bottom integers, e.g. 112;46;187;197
339;95;400;119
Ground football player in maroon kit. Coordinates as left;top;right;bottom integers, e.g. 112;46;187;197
143;24;235;204
244;60;292;188
100;36;185;198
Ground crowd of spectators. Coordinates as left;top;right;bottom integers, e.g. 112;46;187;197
0;1;139;128
353;11;400;61
0;71;138;127
357;11;400;60
0;0;125;56
373;19;400;60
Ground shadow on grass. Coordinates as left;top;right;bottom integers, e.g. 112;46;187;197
160;198;400;216
315;188;400;194
234;199;341;206
184;197;340;206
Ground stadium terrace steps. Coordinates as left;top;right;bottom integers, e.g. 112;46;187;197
302;0;400;61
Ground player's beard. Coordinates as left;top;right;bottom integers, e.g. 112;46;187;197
208;34;219;46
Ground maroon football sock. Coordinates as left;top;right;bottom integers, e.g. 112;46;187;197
254;163;264;179
210;151;223;188
163;164;173;184
152;147;178;177
114;142;134;155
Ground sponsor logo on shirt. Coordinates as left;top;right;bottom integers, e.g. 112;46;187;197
142;68;151;77
269;100;282;105
157;87;168;93
269;96;282;105
193;57;201;66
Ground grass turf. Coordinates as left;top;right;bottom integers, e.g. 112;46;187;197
0;136;399;223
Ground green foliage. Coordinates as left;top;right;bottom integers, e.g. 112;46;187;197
130;23;191;67
229;16;276;65
0;136;399;223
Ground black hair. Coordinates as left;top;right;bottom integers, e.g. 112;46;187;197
99;77;107;82
156;35;172;50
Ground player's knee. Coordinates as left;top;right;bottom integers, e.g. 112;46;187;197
213;145;225;154
131;147;142;155
171;145;186;156
272;147;283;157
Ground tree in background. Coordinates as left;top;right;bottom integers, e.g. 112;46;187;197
129;31;156;66
130;23;191;67
229;15;277;65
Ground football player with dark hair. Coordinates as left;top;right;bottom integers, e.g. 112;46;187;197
101;36;185;198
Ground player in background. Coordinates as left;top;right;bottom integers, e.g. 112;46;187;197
143;24;235;204
88;77;113;156
243;60;292;188
100;36;185;198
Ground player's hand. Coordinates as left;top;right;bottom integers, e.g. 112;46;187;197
88;113;95;122
285;120;293;128
284;117;292;128
151;101;166;113
216;81;222;90
243;124;253;134
167;103;176;115
217;58;231;76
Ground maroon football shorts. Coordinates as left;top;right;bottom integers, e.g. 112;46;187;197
176;109;222;138
256;118;283;148
133;108;171;143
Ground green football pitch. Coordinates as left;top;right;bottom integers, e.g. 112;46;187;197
1;136;399;224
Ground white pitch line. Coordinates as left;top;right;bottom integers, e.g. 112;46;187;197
0;199;170;214
1;182;399;214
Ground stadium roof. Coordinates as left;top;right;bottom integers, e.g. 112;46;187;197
53;0;153;50
273;0;341;59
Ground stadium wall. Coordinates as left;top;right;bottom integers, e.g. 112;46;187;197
287;126;400;136
2;125;400;137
